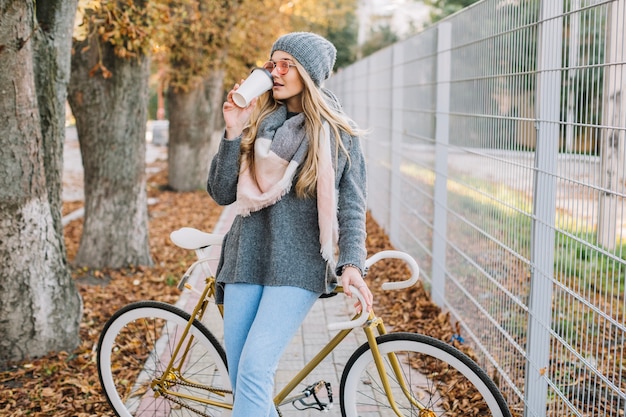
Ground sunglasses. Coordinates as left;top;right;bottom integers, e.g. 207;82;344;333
262;60;297;76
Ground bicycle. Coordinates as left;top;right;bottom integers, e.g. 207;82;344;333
97;226;512;417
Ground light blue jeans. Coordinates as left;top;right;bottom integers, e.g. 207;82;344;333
223;283;320;417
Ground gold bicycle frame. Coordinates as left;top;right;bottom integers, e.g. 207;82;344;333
149;275;427;416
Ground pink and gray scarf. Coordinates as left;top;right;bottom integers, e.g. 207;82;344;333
235;107;338;266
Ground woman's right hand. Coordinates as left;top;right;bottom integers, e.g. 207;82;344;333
223;80;258;139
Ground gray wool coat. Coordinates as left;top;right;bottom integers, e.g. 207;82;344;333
206;113;368;301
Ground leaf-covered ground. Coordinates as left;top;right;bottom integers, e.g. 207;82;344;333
0;161;511;416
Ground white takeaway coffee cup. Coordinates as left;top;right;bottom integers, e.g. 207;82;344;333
232;68;273;108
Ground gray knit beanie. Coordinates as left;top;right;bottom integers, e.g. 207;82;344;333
270;32;337;86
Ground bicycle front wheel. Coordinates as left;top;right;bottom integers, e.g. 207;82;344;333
340;332;511;417
97;301;232;417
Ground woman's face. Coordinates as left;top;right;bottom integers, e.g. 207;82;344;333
269;51;305;113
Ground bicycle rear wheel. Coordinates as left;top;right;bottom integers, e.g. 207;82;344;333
97;301;232;417
340;332;511;417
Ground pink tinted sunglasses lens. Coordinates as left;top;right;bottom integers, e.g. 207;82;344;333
263;61;290;75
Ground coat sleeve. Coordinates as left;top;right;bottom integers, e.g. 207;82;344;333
335;133;368;273
206;135;242;206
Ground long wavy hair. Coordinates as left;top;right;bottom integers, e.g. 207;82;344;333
239;59;362;198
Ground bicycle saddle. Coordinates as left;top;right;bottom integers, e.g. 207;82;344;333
170;227;225;250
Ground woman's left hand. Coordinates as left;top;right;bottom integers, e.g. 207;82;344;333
341;266;373;313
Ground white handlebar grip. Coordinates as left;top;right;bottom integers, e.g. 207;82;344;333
364;250;420;291
327;285;369;331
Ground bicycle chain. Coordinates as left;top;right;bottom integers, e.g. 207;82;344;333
156;380;232;417
172;379;232;395
161;391;212;417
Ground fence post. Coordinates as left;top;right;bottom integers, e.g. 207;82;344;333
598;0;626;250
431;22;451;306
389;43;404;242
524;1;563;416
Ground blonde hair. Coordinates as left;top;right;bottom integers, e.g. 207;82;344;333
240;60;362;198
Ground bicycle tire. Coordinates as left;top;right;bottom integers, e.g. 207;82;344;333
97;301;232;417
340;332;511;417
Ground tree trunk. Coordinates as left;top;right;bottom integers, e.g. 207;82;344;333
34;0;77;246
0;0;82;365
167;71;225;191
68;33;153;268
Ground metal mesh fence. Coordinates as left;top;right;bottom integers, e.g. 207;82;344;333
326;1;626;416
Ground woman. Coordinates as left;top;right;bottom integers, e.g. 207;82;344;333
207;31;372;417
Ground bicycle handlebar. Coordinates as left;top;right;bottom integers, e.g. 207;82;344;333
327;285;370;331
327;250;420;331
365;250;420;291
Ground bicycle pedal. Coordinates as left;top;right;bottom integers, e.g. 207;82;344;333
292;380;333;411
